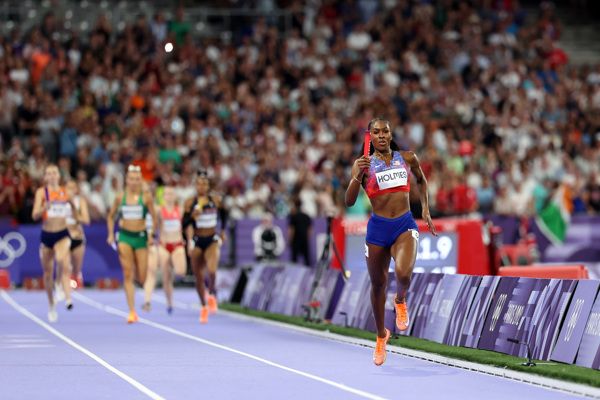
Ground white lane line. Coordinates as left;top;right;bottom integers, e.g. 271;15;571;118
0;291;165;400
74;292;388;400
1;344;55;349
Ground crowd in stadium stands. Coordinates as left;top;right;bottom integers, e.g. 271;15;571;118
0;1;600;225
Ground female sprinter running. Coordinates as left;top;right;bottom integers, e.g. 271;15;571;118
143;185;186;314
106;165;157;323
345;118;436;366
32;165;77;322
65;180;90;288
183;171;227;324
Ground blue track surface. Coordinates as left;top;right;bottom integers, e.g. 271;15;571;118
0;289;587;400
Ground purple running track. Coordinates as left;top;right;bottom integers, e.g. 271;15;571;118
0;289;587;400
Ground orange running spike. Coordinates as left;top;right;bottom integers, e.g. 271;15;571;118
200;306;209;324
395;301;410;331
127;311;139;324
207;295;218;314
373;329;391;366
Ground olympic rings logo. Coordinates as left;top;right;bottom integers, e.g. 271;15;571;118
0;232;27;268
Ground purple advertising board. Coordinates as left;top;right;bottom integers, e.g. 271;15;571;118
527;279;578;360
552;280;600;364
409;273;444;338
460;275;500;348
331;270;370;328
215;268;242;303
478;277;551;357
397;272;433;336
575;290;600;369
0;217;327;286
2;223;122;285
311;269;343;321
267;266;315;316
240;264;284;310
443;275;482;346
422;274;468;343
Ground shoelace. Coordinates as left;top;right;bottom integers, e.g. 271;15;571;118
375;336;386;353
397;303;408;322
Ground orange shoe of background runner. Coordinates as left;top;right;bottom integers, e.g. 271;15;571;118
207;295;218;314
127;311;139;324
200;306;209;324
373;328;391;366
395;299;410;331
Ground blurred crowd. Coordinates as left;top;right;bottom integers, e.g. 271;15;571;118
1;0;600;224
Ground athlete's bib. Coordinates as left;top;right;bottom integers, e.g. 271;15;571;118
65;197;80;225
195;212;218;229
365;151;411;198
375;168;408;190
47;202;70;218
163;219;181;232
121;205;144;220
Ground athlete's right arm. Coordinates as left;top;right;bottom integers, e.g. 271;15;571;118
31;188;46;221
344;156;370;207
106;193;121;245
183;198;195;251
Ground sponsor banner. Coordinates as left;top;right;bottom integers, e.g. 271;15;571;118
311;269;343;322
576;290;600;369
479;277;551;357
528;279;578;360
552;280;599;364
397;272;430;336
215;267;242;303
240;264;283;310
443;275;482;346
267;266;315;316
0;218;328;285
331;270;370;328
409;273;444;338
6;224;122;285
460;275;500;348
422;274;468;343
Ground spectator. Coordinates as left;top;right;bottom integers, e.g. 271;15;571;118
288;199;312;266
0;1;597;227
252;213;285;261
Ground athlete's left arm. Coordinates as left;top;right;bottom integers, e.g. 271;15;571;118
404;151;437;236
78;197;91;225
144;191;158;243
214;195;228;242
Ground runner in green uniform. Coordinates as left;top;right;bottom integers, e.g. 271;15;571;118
106;165;157;323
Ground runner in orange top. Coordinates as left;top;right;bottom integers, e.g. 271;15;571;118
32;165;78;322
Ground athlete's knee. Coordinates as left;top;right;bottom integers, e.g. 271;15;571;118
371;277;387;294
122;267;134;281
174;265;186;276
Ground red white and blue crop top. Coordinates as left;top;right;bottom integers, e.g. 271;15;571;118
364;151;410;198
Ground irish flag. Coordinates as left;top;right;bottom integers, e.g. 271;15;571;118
536;183;573;244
